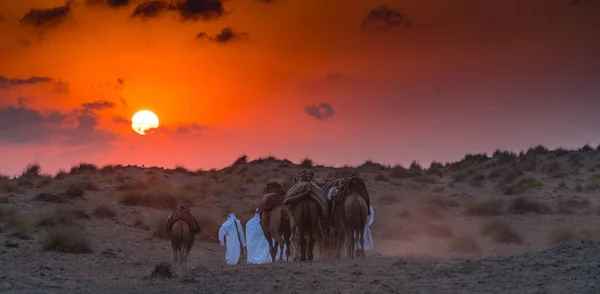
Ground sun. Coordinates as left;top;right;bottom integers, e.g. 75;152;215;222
131;110;159;135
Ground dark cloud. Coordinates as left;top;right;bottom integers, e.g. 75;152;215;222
82;100;116;111
0;75;69;94
0;76;53;88
117;78;125;86
362;5;411;31
131;0;171;19
196;27;248;44
19;2;72;29
87;0;131;8
0;103;117;145
305;103;335;121
17;97;36;108
131;0;224;21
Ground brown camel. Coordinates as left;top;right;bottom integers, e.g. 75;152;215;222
343;193;368;259
170;219;194;266
166;204;200;267
288;198;320;261
260;205;294;262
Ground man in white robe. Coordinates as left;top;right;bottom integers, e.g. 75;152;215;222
218;213;246;265
245;210;272;264
245;210;287;264
356;205;375;252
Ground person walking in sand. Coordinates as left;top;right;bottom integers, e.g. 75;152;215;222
218;213;246;265
356;205;375;257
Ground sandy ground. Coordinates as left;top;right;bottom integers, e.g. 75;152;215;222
2;151;600;293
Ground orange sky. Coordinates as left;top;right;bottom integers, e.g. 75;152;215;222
0;0;599;175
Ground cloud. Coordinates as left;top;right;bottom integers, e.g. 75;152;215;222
131;0;225;21
305;103;335;120
119;97;128;108
176;123;204;134
362;5;411;31
0;76;53;88
113;115;130;125
19;2;73;29
82;100;116;111
0;75;69;94
0;102;118;145
86;0;131;8
196;27;248;44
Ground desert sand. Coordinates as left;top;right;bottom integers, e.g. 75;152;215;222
1;145;600;293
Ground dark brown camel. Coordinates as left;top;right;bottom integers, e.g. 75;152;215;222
260;205;294;262
343;193;368;259
288;198;320;261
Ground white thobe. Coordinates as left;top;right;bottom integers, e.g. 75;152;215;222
218;213;247;265
356;205;375;250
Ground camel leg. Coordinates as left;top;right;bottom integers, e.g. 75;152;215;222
273;233;285;262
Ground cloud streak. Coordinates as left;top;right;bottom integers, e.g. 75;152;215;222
131;0;225;21
196;27;248;44
362;5;411;31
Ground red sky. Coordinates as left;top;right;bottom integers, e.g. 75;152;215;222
0;0;599;175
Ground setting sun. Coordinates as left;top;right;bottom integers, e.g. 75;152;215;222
131;110;159;135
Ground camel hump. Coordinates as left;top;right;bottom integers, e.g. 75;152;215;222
166;207;200;234
259;192;284;214
323;176;371;216
283;181;328;219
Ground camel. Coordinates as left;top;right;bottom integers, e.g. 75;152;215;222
260;204;294;262
343;193;368;259
166;204;200;267
170;219;194;266
288;198;320;261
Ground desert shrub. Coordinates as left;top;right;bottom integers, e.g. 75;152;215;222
374;173;390;182
69;162;98;175
493;150;517;164
426;161;444;177
22;163;41;177
464;199;504;216
93;205;117;219
527;144;549;155
579;144;594;153
360;160;387;171
173;165;190;174
232;154;248;167
448;235;480;254
99;165;115;175
390;164;412;178
35;180;92;202
503;178;542;195
150;263;173;279
117;179;193;209
508;196;552;214
480;219;523;244
0;206;32;239
408;161;423;175
37;205;89;227
194;208;222;242
557;181;568;190
299;158;313;168
42;224;91;253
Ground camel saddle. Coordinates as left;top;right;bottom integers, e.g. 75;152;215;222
166;206;201;234
323;176;371;217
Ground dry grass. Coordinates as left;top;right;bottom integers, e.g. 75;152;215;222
151;215;170;240
448;235;480;254
554;198;591;215
464;199;504;216
503;177;542;195
0;206;32;239
480;219;523;244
